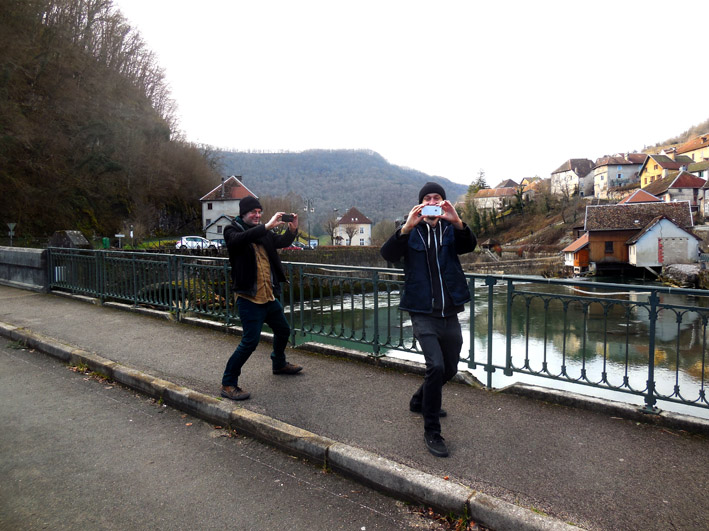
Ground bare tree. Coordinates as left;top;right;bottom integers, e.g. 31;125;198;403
344;225;358;246
323;215;339;245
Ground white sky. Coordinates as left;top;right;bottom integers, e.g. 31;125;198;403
114;0;709;186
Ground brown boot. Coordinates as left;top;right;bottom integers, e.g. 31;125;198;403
221;385;250;401
272;362;303;375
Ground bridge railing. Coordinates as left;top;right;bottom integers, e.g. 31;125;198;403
46;248;709;415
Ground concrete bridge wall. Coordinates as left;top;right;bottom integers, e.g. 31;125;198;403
0;246;48;292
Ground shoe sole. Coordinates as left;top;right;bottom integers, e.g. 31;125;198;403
221;391;250;401
272;368;303;375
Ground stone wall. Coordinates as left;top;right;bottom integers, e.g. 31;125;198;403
0;246;48;292
280;246;388;268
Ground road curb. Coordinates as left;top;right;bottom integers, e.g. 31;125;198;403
1;321;578;530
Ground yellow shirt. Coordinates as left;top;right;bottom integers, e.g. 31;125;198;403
237;243;275;304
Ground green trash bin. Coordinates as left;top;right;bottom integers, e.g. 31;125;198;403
102;237;110;249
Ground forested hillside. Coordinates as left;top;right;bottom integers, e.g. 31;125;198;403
0;0;219;239
217;149;469;230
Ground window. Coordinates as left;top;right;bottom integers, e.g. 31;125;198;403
206;219;211;226
359;227;364;234
605;241;614;254
359;238;365;245
217;226;223;234
617;173;622;179
208;203;213;210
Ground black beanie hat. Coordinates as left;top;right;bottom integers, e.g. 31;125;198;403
239;196;263;216
418;182;446;203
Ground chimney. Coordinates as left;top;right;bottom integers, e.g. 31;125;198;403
220;176;226;198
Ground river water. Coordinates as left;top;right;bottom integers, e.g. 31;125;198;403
292;277;709;419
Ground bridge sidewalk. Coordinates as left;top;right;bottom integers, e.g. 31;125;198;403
1;285;708;530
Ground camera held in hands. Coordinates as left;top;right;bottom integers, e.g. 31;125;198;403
421;205;442;217
281;214;294;222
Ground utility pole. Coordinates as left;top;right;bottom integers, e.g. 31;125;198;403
303;198;315;248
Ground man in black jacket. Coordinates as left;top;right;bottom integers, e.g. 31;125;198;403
221;196;302;401
380;182;476;457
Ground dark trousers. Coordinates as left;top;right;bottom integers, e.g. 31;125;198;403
222;298;290;387
409;313;463;434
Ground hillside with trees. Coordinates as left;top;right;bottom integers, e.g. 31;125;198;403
0;0;219;241
216;149;468;233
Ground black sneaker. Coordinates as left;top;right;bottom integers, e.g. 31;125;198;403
424;431;449;458
273;362;303;375
221;385;250;401
410;404;447;417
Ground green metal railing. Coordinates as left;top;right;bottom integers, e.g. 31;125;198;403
47;248;709;415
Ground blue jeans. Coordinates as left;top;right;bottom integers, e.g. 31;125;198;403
408;313;462;434
222;298;291;387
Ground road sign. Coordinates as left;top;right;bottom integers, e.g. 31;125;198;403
7;223;16;231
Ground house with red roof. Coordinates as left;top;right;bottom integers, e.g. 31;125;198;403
642;170;706;211
592;154;645;199
334;207;372;246
616;189;662;204
676;133;709;163
199;176;258;241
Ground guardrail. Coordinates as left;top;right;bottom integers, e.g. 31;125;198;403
46;248;709;415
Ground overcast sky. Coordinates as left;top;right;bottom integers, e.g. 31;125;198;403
114;0;709;186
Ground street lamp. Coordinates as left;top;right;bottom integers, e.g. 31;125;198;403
303;198;315;248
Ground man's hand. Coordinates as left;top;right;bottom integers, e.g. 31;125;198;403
286;213;299;232
265;212;299;232
439;200;464;229
400;204;425;235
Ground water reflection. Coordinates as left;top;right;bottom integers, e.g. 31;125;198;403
288;279;709;418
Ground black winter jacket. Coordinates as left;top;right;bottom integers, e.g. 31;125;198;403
380;220;476;315
224;217;296;297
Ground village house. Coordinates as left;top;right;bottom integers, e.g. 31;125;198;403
333;207;372;246
616;189;662;205
676;133;709;163
638;154;694;187
199;176;258;243
562;201;696;275
592;154;645;199
496;179;518;188
472;187;518;211
688;160;709;180
550;159;594;198
641;170;706;212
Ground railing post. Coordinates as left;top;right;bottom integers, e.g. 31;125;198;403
288;263;297;347
467;276;476;369
224;259;231;327
485;276;497;388
644;290;660;414
97;250;105;304
131;252;138;307
504;279;514;376
372;270;380;356
299;265;305;338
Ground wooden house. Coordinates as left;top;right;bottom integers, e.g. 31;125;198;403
582;201;694;272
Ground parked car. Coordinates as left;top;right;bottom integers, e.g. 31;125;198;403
176;236;221;250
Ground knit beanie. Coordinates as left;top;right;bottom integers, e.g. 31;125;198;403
239;196;262;216
418;182;447;203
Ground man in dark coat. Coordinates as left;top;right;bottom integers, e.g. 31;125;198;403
380;182;476;457
220;196;302;401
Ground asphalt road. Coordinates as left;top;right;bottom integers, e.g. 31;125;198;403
0;341;444;530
